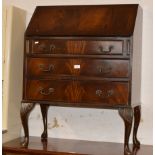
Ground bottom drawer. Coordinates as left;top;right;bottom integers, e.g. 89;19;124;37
25;80;129;107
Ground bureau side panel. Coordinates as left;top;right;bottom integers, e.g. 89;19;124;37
131;6;143;107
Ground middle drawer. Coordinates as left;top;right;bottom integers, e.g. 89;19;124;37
26;58;129;78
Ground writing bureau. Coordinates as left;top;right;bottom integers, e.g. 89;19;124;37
21;4;142;155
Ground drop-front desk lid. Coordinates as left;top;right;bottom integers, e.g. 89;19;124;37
26;4;138;37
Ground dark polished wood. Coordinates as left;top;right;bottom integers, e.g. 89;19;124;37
26;58;129;78
119;108;133;155
25;80;129;106
29;39;123;55
133;106;141;148
20;103;35;147
26;5;138;36
2;137;152;155
21;4;142;155
40;104;49;141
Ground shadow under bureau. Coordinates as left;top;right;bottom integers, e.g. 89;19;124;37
21;4;142;155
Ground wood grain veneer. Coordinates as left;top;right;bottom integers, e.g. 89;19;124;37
19;4;142;155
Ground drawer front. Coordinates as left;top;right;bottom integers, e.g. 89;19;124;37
26;58;129;78
25;80;129;106
30;40;123;55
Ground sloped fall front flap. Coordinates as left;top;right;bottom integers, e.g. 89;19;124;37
26;4;138;37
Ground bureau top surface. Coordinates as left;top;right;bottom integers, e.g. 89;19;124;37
26;4;138;37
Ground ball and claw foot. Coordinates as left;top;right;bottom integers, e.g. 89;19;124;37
133;137;140;148
41;131;48;142
21;137;29;147
132;146;140;155
124;145;132;155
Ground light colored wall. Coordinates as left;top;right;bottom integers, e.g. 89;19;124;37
2;5;26;142
3;0;153;145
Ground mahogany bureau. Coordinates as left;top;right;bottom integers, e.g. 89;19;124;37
21;4;142;155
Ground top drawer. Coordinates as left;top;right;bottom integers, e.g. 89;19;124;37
28;39;123;55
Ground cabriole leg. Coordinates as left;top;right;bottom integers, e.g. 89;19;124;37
133;106;141;148
119;108;133;155
20;103;35;147
40;104;49;141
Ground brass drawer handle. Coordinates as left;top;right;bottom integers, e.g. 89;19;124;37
97;66;112;74
50;44;56;51
39;87;54;95
96;89;114;98
107;90;114;97
39;64;54;72
36;43;55;52
99;45;113;54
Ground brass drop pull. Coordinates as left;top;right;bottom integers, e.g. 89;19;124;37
39;64;54;72
99;45;113;54
39;87;54;95
96;89;114;98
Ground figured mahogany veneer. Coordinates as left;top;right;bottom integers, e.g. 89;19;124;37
26;5;138;36
26;58;129;78
29;39;123;55
25;80;129;106
20;4;142;155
